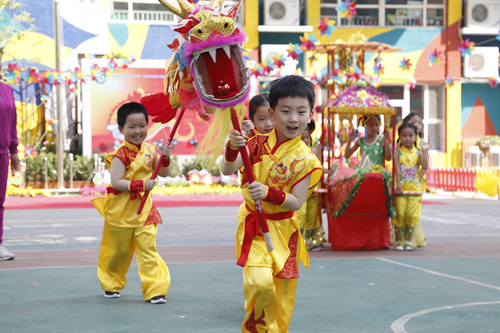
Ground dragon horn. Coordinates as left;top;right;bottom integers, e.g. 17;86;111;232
158;0;195;19
208;0;224;8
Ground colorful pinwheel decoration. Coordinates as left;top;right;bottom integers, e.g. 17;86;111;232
373;63;384;75
299;33;318;51
408;77;417;90
444;76;454;88
40;94;49;104
249;63;263;78
272;54;287;69
458;38;475;57
428;49;443;66
286;43;303;60
336;0;357;20
318;17;336;37
399;58;412;72
488;76;498;88
261;59;274;75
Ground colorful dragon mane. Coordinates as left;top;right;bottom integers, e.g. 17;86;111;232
158;0;249;161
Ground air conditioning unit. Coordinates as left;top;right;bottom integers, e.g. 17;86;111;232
261;44;297;75
264;0;300;26
463;47;500;78
466;0;500;28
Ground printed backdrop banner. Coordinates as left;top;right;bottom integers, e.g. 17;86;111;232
90;67;209;155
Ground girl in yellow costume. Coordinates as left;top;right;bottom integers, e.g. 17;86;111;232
392;122;429;251
299;120;325;251
222;76;323;333
92;102;172;303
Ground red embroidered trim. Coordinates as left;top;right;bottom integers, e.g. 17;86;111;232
144;205;163;225
244;308;266;333
224;142;239;163
162;158;171;168
129;180;144;191
240;136;266;185
275;230;299;279
263;187;286;206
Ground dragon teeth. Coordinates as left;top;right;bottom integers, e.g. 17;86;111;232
208;49;217;63
222;45;231;59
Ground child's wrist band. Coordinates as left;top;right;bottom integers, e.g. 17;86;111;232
224;142;239;163
162;158;171;168
263;187;287;206
129;180;145;191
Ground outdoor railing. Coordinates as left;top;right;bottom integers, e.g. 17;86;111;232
426;167;500;193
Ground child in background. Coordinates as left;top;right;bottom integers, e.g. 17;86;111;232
221;76;323;332
92;102;172;304
403;112;431;185
299;120;325;251
241;93;274;135
344;115;392;170
392;122;429;251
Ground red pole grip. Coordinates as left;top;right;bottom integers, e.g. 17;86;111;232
136;106;187;215
230;108;274;251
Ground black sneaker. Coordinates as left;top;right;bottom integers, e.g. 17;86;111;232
103;291;120;298
150;296;166;304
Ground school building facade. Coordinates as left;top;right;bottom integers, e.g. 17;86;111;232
3;0;500;166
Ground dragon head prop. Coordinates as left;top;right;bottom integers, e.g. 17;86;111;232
156;0;249;162
159;0;249;114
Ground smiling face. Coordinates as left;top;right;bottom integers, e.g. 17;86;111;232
119;113;149;146
251;104;274;134
270;96;312;144
407;115;423;134
400;127;417;149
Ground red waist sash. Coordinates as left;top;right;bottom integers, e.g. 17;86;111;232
107;186;143;200
237;204;294;267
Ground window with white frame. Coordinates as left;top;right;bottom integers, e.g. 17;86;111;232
409;85;445;152
319;0;445;27
109;1;176;23
109;0;244;25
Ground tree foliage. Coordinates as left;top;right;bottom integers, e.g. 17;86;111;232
0;0;36;53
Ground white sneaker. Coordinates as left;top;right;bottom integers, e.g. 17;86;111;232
395;245;404;251
0;245;15;260
405;245;414;251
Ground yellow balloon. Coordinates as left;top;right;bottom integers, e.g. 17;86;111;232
475;178;487;193
485;187;498;197
481;172;497;184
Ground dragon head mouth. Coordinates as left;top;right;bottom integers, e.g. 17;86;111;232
191;43;249;106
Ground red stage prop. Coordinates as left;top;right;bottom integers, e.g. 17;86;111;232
327;173;391;251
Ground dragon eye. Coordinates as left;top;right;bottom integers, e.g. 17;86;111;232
198;29;202;34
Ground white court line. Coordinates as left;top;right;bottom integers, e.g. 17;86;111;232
376;258;500;333
376;257;500;291
391;301;500;333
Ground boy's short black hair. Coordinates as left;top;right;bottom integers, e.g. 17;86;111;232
117;102;149;128
248;93;269;121
268;75;315;112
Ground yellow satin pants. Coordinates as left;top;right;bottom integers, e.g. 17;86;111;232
242;266;298;333
392;196;422;247
98;222;170;301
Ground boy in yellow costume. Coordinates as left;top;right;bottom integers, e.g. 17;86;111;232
222;76;323;333
392;122;429;251
93;102;172;304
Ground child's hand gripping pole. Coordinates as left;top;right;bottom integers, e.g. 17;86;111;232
136;106;187;215
230;108;274;253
